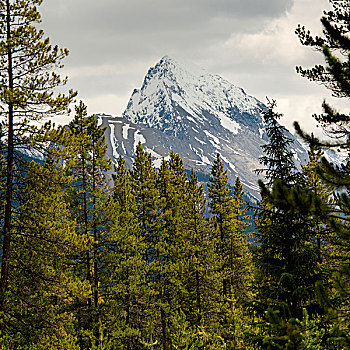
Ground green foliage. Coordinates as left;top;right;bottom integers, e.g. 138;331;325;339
0;0;77;335
294;1;350;347
258;308;326;350
208;154;253;301
175;169;222;330
105;155;149;349
130;142;159;268
0;0;77;119
255;102;296;187
168;309;226;350
251;104;327;348
2;131;90;345
9;1;350;348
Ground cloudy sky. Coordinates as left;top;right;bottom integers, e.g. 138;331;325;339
40;0;343;135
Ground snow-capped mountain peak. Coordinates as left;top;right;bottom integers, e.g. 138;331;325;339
123;56;266;138
101;56;308;199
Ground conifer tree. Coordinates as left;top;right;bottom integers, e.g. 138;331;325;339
97;155;148;349
0;0;76;329
63;101;111;348
155;156;186;350
255;102;296;187
230;177;253;300
293;1;350;345
129;143;163;347
176;169;222;332
251;105;323;348
208;154;253;349
130;143;159;268
208;154;252;300
4;130;90;348
295;0;350;240
300;143;348;276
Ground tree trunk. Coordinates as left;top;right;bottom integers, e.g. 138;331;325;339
92;144;100;347
160;306;167;350
0;0;14;332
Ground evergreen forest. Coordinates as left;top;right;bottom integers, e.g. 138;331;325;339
0;0;349;349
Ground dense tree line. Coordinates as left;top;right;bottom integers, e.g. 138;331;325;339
0;0;349;349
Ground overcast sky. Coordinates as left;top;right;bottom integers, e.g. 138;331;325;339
39;0;345;135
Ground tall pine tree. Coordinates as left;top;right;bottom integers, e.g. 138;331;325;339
208;154;252;301
294;1;350;345
0;0;76;330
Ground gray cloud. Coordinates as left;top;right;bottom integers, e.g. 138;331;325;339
37;0;332;136
40;0;293;66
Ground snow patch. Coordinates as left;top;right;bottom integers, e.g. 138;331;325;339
242;181;260;192
145;147;162;158
221;155;237;172
201;155;210;164
133;130;146;151
186;116;197;124
192;126;199;133
226;145;241;155
96;116;103;127
204;130;220;144
122;124;131;139
217;113;241;134
153;155;171;168
194;136;206;145
109;124;119;158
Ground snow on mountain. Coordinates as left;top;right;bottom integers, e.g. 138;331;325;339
102;56;308;199
123;56;265;138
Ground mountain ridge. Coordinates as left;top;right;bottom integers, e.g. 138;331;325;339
101;56;308;199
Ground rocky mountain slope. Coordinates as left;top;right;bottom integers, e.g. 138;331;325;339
100;56;308;199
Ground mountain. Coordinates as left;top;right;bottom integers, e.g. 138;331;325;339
100;56;308;199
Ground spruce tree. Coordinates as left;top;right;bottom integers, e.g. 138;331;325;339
0;0;76;330
255;102;296;187
251;105;323;348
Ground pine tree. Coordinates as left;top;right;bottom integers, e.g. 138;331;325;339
62;101;111;348
175;169;222;332
96;155;148;349
207;154;253;349
129;143;163;347
296;0;349;101
300;142;348;276
4;130;90;348
130;143;159;269
155;155;188;350
230;177;253;300
0;0;76;331
0;0;75;329
208;154;252;301
294;1;350;345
